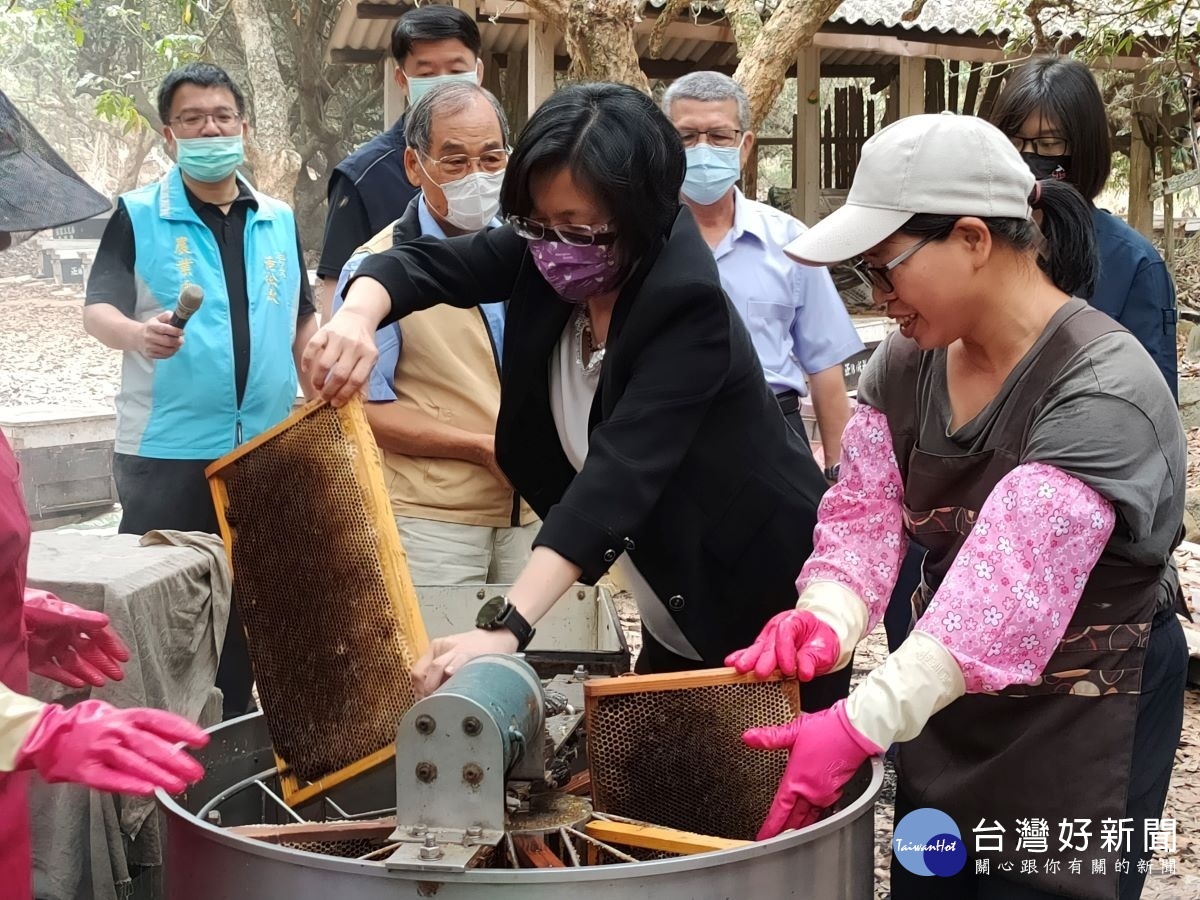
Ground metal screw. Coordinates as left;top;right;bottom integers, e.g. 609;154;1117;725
414;714;436;735
576;589;586;600
465;824;483;839
416;762;438;783
206;810;222;826
462;716;482;736
419;834;444;861
462;763;484;785
573;664;587;680
410;823;428;837
476;589;487;600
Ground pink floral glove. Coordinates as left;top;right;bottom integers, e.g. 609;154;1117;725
15;700;208;795
724;610;840;680
24;589;131;689
743;699;881;840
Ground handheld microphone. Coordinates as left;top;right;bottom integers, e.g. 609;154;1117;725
168;284;204;330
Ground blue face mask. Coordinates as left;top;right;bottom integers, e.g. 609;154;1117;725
681;142;743;206
174;135;244;183
405;70;478;106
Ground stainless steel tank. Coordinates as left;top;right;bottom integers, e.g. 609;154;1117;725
160;713;883;899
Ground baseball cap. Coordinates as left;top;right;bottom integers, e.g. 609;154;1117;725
784;112;1036;265
0;89;110;234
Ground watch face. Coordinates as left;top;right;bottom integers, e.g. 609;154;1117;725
476;595;508;629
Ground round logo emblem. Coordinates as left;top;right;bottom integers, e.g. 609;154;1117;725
892;807;967;877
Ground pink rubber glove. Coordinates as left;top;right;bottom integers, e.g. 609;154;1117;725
24;589;131;689
724;609;840;680
744;699;881;840
15;700;208;795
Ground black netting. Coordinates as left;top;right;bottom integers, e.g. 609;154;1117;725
0;90;110;233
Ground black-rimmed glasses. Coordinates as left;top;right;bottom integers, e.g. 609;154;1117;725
506;216;618;246
850;234;940;294
1009;135;1069;157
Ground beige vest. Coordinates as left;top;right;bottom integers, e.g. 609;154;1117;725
358;223;537;528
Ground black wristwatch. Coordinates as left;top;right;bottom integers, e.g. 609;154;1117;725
823;463;841;483
475;595;536;652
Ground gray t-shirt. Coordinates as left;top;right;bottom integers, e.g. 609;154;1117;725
858;299;1185;576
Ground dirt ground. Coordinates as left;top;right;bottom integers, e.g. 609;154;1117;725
3;243;1199;896
0;244;119;411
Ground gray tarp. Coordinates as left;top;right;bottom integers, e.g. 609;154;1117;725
24;530;231;900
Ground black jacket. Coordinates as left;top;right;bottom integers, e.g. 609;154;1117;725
354;207;826;664
317;116;418;280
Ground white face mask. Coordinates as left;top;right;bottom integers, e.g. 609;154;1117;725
437;169;504;232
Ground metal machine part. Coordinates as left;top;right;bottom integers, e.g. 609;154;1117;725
387;655;553;871
161;712;883;899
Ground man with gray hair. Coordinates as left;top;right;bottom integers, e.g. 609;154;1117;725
663;71;861;483
332;82;539;584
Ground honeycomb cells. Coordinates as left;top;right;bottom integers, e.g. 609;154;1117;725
585;678;798;842
211;404;421;783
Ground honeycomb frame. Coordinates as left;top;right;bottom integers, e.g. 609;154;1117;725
583;668;800;842
207;398;429;806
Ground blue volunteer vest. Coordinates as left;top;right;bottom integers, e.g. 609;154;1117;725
118;167;300;459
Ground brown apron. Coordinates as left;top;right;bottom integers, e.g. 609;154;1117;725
882;303;1163;900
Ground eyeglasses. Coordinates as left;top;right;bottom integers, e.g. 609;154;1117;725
170;111;242;133
1009;135;1069;157
506;216;618;246
676;128;743;149
850;234;940;294
422;149;510;179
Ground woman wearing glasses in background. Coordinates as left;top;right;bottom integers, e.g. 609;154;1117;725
991;56;1178;399
305;82;842;706
727;113;1186;900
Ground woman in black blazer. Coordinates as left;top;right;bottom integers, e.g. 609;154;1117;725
305;83;845;708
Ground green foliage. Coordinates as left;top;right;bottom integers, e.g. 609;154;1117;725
94;87;144;131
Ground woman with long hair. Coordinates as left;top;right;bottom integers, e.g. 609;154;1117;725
991;56;1178;398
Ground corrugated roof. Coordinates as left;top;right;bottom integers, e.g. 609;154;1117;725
650;0;1196;40
329;0;1190;58
831;0;1008;36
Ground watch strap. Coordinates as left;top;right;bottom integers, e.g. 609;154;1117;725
482;596;536;652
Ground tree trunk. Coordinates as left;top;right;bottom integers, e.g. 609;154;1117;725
724;0;764;59
114;128;155;195
230;0;301;203
733;0;845;129
566;0;649;92
525;0;648;93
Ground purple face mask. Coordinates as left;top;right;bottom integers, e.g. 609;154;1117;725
529;240;623;302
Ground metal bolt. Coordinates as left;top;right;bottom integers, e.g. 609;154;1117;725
465;824;483;839
476;589;487;600
414;714;436;735
415;762;438;783
576;589;586;600
573;664;587;680
419;834;444;861
410;823;428;837
462;763;484;786
462;716;482;736
206;810;222;826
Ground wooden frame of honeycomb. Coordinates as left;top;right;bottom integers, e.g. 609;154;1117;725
207;398;429;806
584;668;800;842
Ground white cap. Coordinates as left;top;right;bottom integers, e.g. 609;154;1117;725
784;113;1036;265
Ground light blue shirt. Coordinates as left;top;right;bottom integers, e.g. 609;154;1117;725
712;189;863;396
332;196;506;402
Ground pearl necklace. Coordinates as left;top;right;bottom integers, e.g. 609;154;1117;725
574;307;605;375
